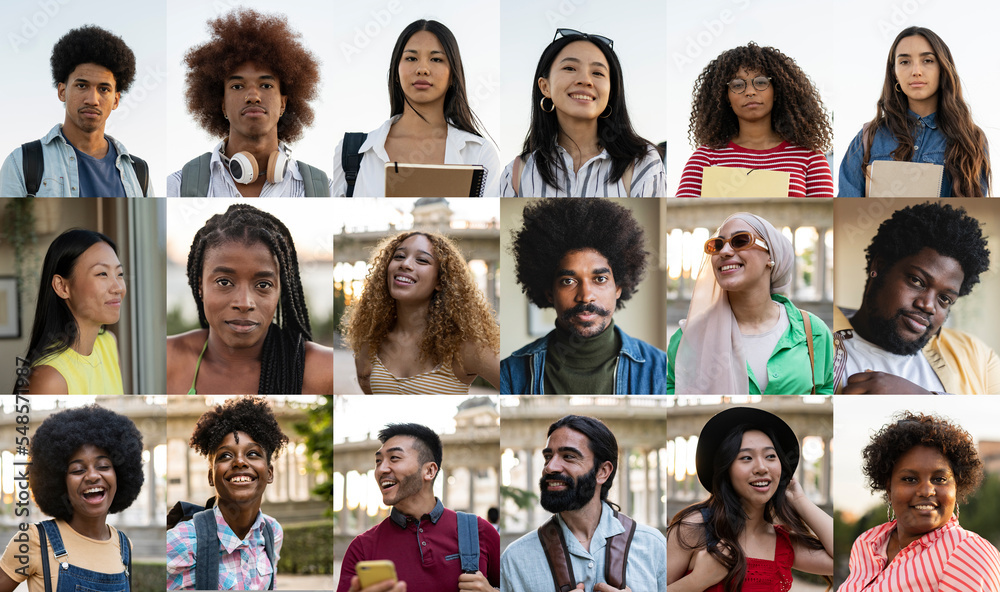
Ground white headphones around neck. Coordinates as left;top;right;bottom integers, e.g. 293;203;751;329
227;149;288;185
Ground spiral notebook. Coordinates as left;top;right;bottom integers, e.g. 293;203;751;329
866;160;944;197
384;163;487;197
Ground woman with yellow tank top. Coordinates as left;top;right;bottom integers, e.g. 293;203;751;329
18;229;125;395
342;230;501;394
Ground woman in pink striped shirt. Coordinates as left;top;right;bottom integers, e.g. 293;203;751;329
677;43;834;197
840;412;1000;591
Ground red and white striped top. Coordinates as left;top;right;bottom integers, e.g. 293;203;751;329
676;141;834;197
838;517;1000;592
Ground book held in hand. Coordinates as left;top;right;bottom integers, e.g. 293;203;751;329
384;162;487;197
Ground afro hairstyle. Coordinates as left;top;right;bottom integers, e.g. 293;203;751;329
183;8;320;143
29;404;144;521
862;412;984;503
866;202;990;297
50;25;136;93
510;198;649;310
189;396;289;463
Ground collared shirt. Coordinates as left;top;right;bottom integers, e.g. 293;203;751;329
500;145;665;197
833;307;1000;394
838;517;1000;592
667;294;835;395
167;141;330;197
837;111;987;197
332;116;501;197
0;124;149;196
676;141;834;197
336;498;500;592
500;502;666;592
166;506;283;590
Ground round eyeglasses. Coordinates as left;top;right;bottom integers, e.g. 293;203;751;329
727;76;772;94
704;231;769;255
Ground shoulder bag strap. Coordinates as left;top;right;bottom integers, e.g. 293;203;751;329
456;512;480;574
180;153;213;197
800;309;816;394
298;163;331;197
538;515;575;592
36;524;52;592
21;140;44;197
262;520;276;590
193;509;219;591
605;510;636;590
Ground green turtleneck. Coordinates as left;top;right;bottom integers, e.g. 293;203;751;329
544;319;621;394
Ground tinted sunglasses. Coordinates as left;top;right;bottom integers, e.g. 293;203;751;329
553;28;614;49
704;231;769;255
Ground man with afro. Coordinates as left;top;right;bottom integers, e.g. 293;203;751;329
167;396;288;590
501;198;666;394
167;8;330;197
836;201;1000;394
0;25;150;197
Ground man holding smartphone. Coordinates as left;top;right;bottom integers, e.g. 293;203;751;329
337;423;500;592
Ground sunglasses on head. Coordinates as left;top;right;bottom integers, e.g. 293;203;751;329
553;28;614;49
704;231;769;255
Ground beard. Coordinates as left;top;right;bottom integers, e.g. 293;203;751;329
861;274;937;356
539;465;599;513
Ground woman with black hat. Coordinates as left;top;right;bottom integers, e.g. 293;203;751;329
666;407;833;591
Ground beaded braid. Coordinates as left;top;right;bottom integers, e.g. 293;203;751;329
186;204;312;393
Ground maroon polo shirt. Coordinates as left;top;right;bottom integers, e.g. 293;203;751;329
337;499;500;591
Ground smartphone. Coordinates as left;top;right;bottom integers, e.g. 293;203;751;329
356;560;398;588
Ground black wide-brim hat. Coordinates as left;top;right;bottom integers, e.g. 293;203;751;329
695;407;799;491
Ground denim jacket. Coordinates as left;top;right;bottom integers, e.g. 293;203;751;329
500;325;666;394
0;124;149;196
837;111;980;197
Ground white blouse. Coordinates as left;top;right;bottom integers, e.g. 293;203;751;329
499;144;666;197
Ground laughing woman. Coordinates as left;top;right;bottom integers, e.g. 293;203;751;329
501;29;665;196
0;405;144;592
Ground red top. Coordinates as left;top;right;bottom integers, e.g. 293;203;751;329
688;524;795;592
676;142;834;197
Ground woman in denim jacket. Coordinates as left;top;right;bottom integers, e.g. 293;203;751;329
839;27;990;197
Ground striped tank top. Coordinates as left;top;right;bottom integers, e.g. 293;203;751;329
369;355;469;394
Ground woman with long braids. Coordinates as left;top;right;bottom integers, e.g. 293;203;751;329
166;204;333;394
839;27;990;196
667;407;833;591
341;230;500;394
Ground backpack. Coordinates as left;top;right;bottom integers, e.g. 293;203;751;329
538;509;636;591
341;132;368;197
456;511;480;574
21;139;149;197
178;152;330;197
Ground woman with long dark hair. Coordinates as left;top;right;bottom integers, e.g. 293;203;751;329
839;27;990;197
18;229;125;394
501;29;665;196
332;19;500;196
165;204;333;394
667;407;833;591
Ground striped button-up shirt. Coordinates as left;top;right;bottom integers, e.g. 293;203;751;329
500;145;666;197
838;517;1000;592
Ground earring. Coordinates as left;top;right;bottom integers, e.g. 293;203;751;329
540;96;555;113
767;260;775;268
224;113;228;120
955;503;960;519
887;503;895;522
895;82;902;93
599;105;612;119
870;270;877;278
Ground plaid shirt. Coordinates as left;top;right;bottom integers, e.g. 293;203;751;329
167;506;283;590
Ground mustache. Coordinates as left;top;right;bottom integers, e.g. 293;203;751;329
560;302;611;321
539;473;573;489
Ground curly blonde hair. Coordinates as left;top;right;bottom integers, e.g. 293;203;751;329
342;231;500;366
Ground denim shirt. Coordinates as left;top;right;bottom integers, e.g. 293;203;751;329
0;124;149;196
500;325;667;394
837;111;974;197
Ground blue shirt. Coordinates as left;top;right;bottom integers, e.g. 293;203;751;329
66;134;126;197
501;502;666;592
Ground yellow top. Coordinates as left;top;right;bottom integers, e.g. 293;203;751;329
0;520;127;592
34;331;124;394
369;355;469;395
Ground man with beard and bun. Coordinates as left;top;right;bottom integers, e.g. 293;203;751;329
501;415;665;592
835;202;1000;394
337;423;500;592
501;199;666;394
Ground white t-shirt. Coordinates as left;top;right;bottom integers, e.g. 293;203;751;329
840;331;946;392
743;303;789;392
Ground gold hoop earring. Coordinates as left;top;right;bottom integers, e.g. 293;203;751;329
887;503;895;522
600;105;612;119
895;82;902;93
540;96;555;113
955;503;960;519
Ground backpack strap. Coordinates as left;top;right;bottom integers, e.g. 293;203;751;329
538;515;576;592
262;519;276;590
342;132;367;197
180;153;213;197
456;512;480;574
193;509;219;591
298;161;331;197
21;140;44;197
605;510;636;590
128;154;149;197
117;530;132;586
622;162;635;198
512;156;524;197
800;309;816;395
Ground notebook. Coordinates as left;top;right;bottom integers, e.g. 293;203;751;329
866;160;944;197
384;163;487;197
701;166;790;197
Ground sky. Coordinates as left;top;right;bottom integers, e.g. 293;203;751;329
333;394;496;442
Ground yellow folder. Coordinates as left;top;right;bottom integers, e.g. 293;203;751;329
700;166;791;197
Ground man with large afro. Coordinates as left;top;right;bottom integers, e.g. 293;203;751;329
167;8;330;196
167;396;288;590
500;198;667;394
836;201;999;394
0;25;150;197
0;404;143;591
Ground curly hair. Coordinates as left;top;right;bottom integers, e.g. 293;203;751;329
183;8;320;143
341;231;500;366
29;405;144;521
189;396;289;462
51;25;135;92
510;199;648;309
688;42;832;152
862;412;983;503
864;27;990;196
865;202;989;297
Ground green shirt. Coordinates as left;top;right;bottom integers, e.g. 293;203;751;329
544;319;621;394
